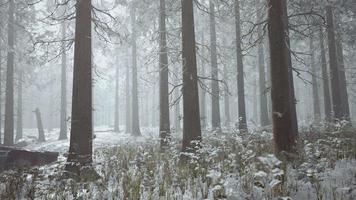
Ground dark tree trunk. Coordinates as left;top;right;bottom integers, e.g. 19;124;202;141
0;50;2;144
34;108;45;142
336;38;351;122
234;0;247;131
15;69;22;141
59;21;67;140
318;27;332;122
181;0;201;152
159;0;170;148
256;1;269;127
114;63;120;133
66;0;93;169
309;34;321;123
209;0;221;131
4;0;15;146
326;5;342;121
130;6;141;136
281;0;298;138
267;0;297;154
125;55;132;134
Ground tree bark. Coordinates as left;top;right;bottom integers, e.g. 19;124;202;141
59;21;67;140
34;108;45;142
15;68;22;141
309;34;321;123
234;0;247;131
174;64;181;132
130;5;141;136
181;0;201;152
256;0;269;126
125;55;132;134
209;0;221;131
66;0;93;168
4;0;15;146
223;62;230;127
336;37;351;122
159;0;170;148
267;0;297;154
281;0;298;138
318;27;332;122
114;62;120;133
326;5;342;121
199;34;207;130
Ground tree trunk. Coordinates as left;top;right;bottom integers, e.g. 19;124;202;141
256;1;269;126
309;34;321;123
326;5;342;121
34;108;45;142
199;33;207;130
174;64;181;132
0;49;2;144
223;63;230;128
336;38;351;122
281;0;298;138
318;27;332;122
15;69;22;141
267;0;297;154
4;0;15;146
159;0;170;148
125;55;132;134
59;21;67;140
114;63;120;133
234;0;247;131
181;0;201;152
130;6;141;136
209;0;221;131
66;0;93;169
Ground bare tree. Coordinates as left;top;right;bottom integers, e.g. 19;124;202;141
114;60;120;133
326;5;342;121
309;34;321;123
268;0;297;154
130;5;141;136
4;0;15;146
318;27;332;122
159;0;170;148
59;21;67;140
34;108;45;142
209;0;221;132
66;0;93;171
234;0;247;131
181;0;201;152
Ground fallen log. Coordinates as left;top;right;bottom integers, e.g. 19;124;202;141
0;146;58;172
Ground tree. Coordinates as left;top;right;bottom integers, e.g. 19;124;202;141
256;0;269;127
209;0;221;131
267;0;297;154
15;68;23;140
326;5;342;121
66;0;93;170
181;0;201;152
130;5;141;136
234;0;247;131
125;52;132;134
159;0;170;148
309;34;321;123
318;26;332;122
59;21;67;140
4;0;15;146
114;62;120;133
34;108;45;142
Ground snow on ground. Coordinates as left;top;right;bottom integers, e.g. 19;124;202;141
22;126;159;153
0;127;355;199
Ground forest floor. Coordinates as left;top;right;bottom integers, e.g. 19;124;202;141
0;126;355;199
